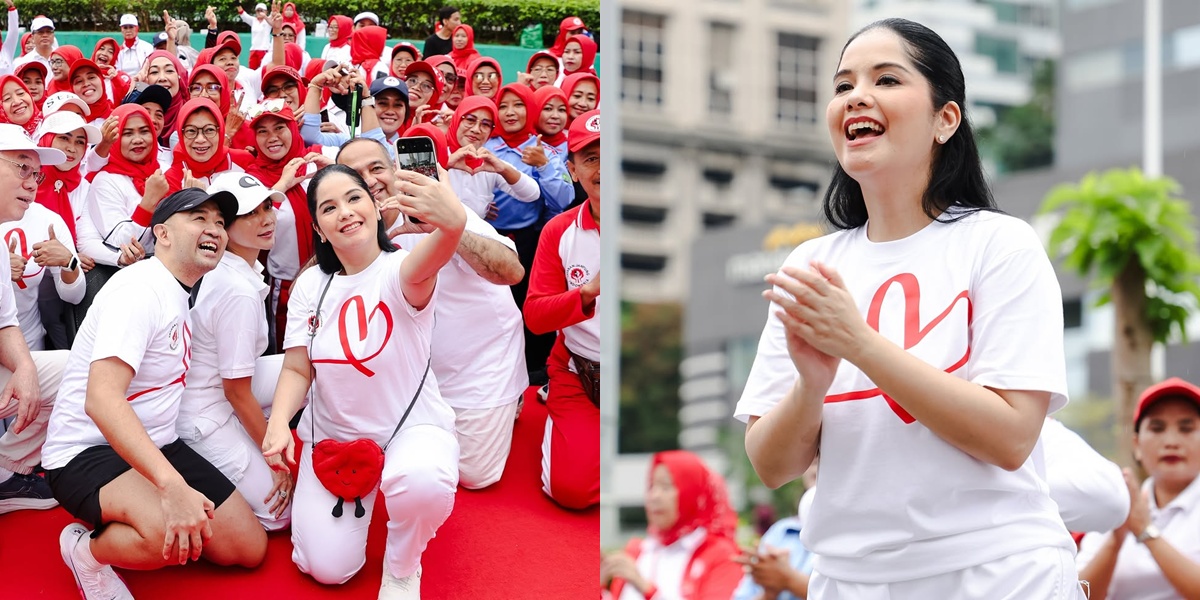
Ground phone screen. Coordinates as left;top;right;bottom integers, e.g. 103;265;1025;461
396;138;439;181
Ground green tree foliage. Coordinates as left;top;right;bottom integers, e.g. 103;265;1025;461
619;302;682;453
25;0;599;46
1040;167;1200;466
978;60;1055;173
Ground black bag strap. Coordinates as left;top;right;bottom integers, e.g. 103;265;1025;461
307;272;431;448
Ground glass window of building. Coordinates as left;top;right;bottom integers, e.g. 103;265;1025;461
621;11;666;107
709;22;736;116
776;33;819;126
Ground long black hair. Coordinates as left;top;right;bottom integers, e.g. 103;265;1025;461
306;164;397;275
823;18;997;230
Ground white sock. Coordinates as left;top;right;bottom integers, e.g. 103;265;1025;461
0;466;14;481
72;533;105;572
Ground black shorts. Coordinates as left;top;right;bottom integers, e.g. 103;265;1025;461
46;439;236;531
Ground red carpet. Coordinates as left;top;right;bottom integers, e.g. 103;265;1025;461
0;388;598;598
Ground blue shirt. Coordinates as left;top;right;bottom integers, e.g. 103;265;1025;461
485;135;574;230
732;517;815;600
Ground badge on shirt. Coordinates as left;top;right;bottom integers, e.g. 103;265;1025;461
566;264;590;288
168;319;180;350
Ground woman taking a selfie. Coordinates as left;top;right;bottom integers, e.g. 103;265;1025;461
735;19;1084;598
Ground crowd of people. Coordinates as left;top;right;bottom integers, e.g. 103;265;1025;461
0;3;601;598
602;17;1199;600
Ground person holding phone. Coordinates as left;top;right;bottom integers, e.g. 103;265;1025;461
261;162;465;599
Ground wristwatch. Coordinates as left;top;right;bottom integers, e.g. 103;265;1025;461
362;96;375;107
1137;523;1161;543
67;255;79;272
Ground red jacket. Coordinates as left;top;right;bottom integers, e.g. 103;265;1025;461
608;535;742;600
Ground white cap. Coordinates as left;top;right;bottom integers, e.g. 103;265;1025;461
0;124;65;165
353;12;379;25
255;3;267;11
42;92;90;117
30;16;54;31
34;112;101;144
207;172;285;215
119;14;137;27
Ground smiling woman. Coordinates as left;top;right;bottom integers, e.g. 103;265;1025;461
736;18;1088;599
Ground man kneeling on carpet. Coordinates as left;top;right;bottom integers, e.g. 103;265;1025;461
42;188;267;600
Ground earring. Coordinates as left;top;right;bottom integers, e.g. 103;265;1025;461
938;135;946;143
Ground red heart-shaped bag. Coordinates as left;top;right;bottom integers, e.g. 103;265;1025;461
311;438;384;518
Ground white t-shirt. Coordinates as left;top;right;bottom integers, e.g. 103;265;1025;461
447;169;540;219
284;249;455;445
115;39;155;78
0;204;85;349
394;209;528;409
0;257;16;329
43;257;193;469
1042;417;1129;533
1076;476;1200;600
622;527;708;600
239;13;273;52
178;252;269;441
77;171;154;267
734;210;1073;583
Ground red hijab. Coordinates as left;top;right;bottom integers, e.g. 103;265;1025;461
647;451;737;547
350;26;386;82
530;86;568;148
282;42;304;71
47;46;83;95
563;35;597;76
0;76;43;135
35;129;84;240
242;108;318;267
464;56;502;98
389;42;420;77
189;64;230;115
18;33;30;56
145;50;191;146
494;84;535;149
404;124;448;169
561;72;600;125
69;61;114;121
165;99;232;192
96;104;159;195
549;16;586;57
448;96;496;152
448;24;480;68
15;62;47;109
281;2;304;34
327;15;353;49
91;38;119;66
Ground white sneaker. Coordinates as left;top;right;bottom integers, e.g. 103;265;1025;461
537;383;549;403
379;565;421;600
59;523;134;600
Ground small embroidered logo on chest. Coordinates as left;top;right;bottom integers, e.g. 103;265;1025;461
168;320;180;351
567;264;590;288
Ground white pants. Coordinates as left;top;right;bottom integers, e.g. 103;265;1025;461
0;349;66;474
452;400;519;490
184;413;290;531
810;546;1086;600
291;424;459;584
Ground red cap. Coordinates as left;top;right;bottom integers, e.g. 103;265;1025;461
67;58;103;81
1133;377;1200;430
215;31;242;58
567;109;599;153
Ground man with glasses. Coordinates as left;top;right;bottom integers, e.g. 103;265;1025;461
0;123;69;515
115;14;154;78
14;15;56;70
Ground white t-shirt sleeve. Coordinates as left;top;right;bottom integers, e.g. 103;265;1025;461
494;169;541;203
213;290;267;379
1042;418;1130;533
90;288;157;373
463;206;516;251
380;249;426;318
85;174;150;259
734;245;811;423
967;224;1069;412
282;267;319;351
0;275;17;329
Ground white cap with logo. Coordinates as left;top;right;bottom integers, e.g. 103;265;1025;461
119;14;138;27
30;16;54;31
0;123;66;165
34;112;101;145
354;12;380;25
42;92;91;117
207;172;285;215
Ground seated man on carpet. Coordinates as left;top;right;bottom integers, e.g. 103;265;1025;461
524;110;600;510
0;124;70;515
42;188;267;600
337;133;527;490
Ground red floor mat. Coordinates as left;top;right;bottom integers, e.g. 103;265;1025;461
0;388;598;598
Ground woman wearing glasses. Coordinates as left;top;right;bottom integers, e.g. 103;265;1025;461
165;98;245;193
442;99;539;220
464;56;502;101
46;46;82;96
428;55;464;111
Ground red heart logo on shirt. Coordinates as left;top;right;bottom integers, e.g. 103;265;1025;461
312;295;394;377
825;273;972;423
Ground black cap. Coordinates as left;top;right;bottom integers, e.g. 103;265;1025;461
122;83;173;111
151;188;239;228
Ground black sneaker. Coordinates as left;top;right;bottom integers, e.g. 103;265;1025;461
528;368;549;387
0;472;58;514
